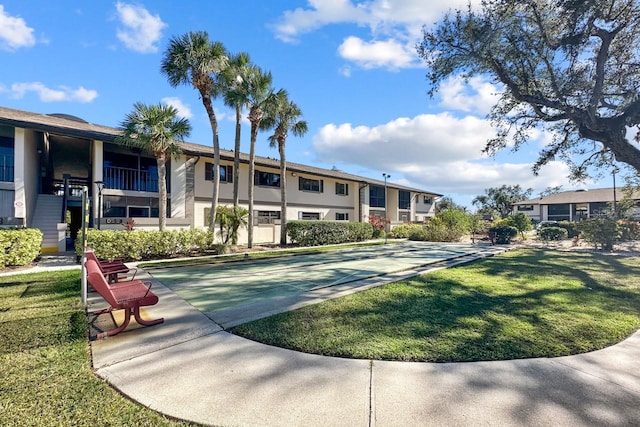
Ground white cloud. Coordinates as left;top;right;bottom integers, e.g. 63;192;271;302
338;36;418;70
0;5;36;51
115;2;166;53
438;76;503;116
273;0;481;70
8;82;98;103
312;110;580;206
162;97;193;119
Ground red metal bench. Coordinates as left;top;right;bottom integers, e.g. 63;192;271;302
84;249;138;283
86;259;164;339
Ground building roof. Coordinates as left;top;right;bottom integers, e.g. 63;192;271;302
0;105;441;196
514;187;640;205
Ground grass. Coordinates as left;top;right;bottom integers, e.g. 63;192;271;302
0;270;193;426
231;248;640;362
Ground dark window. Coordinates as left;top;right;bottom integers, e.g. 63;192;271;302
205;163;233;183
300;212;321;220
299;177;323;192
399;190;411;209
335;212;349;221
0;134;15;182
517;205;534;211
590;202;608;217
423;196;433;204
128;206;150;217
548;203;570;221
335;182;349;196
255;171;281;187
255;210;281;225
103;151;163;192
369;185;385;208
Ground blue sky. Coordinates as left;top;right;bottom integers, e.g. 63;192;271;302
0;1;621;208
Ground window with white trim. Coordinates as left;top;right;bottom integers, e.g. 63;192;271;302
335;212;349;221
256;210;280;225
335;182;349;196
299;212;321;220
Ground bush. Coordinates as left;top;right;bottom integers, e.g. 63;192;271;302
389;223;425;239
489;225;518;244
618;220;640;241
287;221;373;246
576;218;618;251
408;227;428;241
420;209;470;242
539;226;568;241
504;213;533;238
555;221;580;238
77;228;219;261
0;228;43;269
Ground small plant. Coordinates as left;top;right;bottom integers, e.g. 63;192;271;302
122;218;136;231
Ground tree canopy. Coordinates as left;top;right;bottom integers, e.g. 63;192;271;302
418;0;640;179
472;185;533;218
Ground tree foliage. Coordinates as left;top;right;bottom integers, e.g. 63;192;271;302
117;102;191;231
472;185;533;218
418;0;640;179
435;196;467;213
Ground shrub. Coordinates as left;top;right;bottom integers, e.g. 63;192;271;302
0;228;43;269
345;222;374;242
77;228;219;261
539;226;568;241
555;221;580;238
576;218;618;251
618;220;640;241
408;227;428;241
504;213;533;239
286;221;372;246
389;223;424;239
488;225;518;244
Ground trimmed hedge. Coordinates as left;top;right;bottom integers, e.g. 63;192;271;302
489;225;518;244
389;223;424;239
539;226;568;241
286;221;373;246
76;228;220;261
0;228;43;269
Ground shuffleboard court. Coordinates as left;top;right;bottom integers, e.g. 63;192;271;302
146;242;505;327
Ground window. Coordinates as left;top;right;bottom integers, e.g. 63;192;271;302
256;210;281;225
205;163;233;183
548;203;570;221
299;212;321;220
335;182;349;196
335;212;349;221
299;177;323;192
128;206;150;218
369;185;385;208
255;170;280;187
517;205;534;211
423;196;433;204
399;190;411;209
0;132;14;183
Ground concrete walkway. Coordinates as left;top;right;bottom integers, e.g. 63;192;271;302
87;261;640;426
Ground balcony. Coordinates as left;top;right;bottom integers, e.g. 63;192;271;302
103;166;159;193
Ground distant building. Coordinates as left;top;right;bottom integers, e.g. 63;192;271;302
512;188;640;222
0;106;441;251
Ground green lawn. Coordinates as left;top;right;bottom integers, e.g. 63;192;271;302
0;270;192;426
231;248;640;362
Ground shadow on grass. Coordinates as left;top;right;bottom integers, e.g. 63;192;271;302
232;249;640;362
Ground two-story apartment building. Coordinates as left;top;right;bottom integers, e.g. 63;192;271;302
513;187;640;222
0;106;441;251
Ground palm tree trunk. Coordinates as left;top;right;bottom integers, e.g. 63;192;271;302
279;140;287;246
201;93;220;230
248;123;258;248
233;104;241;207
157;154;167;231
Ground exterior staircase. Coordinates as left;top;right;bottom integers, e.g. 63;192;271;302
31;195;65;252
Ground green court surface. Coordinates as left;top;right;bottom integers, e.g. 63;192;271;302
146;242;504;317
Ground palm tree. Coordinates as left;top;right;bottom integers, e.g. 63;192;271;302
246;66;275;248
262;90;308;245
219;51;252;208
161;31;228;229
117;102;191;231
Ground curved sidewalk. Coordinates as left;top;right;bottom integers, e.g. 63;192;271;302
90;276;640;426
